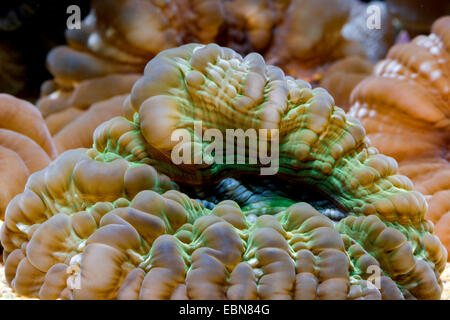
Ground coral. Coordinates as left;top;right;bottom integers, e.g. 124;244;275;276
34;0;144;151
38;74;140;118
45;108;85;136
1;148;445;300
0;94;56;218
2;44;446;300
37;73;140;152
37;0;395;140
320;56;373;111
36;0;228;135
265;0;394;82
349;16;450;259
51;95;128;153
264;0;361;81
108;43;431;227
55;0;278;68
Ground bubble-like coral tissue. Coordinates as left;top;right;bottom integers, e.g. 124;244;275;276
0;0;449;300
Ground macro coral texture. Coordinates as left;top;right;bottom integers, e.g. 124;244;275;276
350;16;450;260
320;56;373;111
1;44;447;300
0;94;56;219
36;0;395;154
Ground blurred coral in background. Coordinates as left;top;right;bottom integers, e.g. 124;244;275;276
350;16;450;258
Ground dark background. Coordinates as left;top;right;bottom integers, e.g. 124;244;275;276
0;0;90;101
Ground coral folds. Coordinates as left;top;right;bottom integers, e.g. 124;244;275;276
320;56;373;111
1;44;447;299
0;94;56;218
350;16;450;260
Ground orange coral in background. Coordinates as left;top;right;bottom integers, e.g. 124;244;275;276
350;16;450;259
320;56;373;111
51;95;128;153
265;0;394;83
0;94;56;218
37;69;139;152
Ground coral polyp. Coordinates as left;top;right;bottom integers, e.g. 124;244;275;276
1;44;447;300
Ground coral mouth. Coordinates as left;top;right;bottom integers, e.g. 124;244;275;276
180;176;346;222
